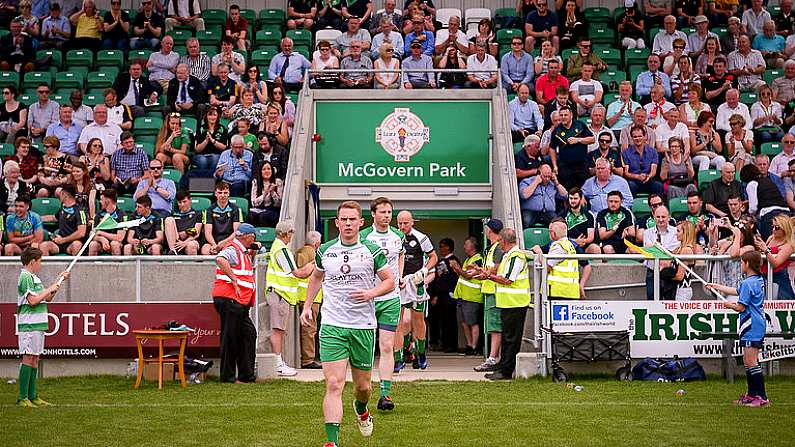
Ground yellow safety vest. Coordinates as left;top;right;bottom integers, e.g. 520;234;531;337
481;241;499;295
453;253;484;303
548;238;580;299
296;245;323;304
266;238;300;305
495;246;532;308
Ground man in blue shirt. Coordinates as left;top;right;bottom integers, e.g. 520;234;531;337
622;125;664;196
45;105;82;157
39;3;71;50
752;20;785;68
268;37;312;92
524;0;558;54
501;36;534;92
519;164;568;228
635;53;672;103
133;159;177;218
215;134;254;197
403;15;434;56
508;83;544;142
402;40;436;88
581;158;634;214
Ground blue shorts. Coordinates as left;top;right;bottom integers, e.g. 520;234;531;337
740;339;764;349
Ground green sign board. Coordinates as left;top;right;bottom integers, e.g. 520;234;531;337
314;101;491;184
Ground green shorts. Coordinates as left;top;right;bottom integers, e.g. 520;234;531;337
319;324;376;371
375;297;400;332
402;301;427;313
484;294;502;333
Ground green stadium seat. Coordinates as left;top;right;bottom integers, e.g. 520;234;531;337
229;197;249;217
602;92;619;105
496;28;522;45
55;71;85;90
669;197;688;218
286;29;312;48
584;7;611;22
66;49;94;68
18;92;34;104
596;48;621;68
628;64;645;82
698;169;721;189
23;71;52;90
116;196;136;215
96;50;125;69
124;8;136;22
624;48;650;66
168;29;194;46
600;71;626;91
0;71;20;89
714;27;728;38
632;197;651;218
134;116;163;136
162;168;182;183
255;226;277;249
759;142;781;156
134;142;155;159
740;91;757;105
83;92;103;106
31;197;61;217
37;49;63;70
259;8;286;26
86;71;115;90
0;143;15;157
589;25;615;45
255;29;282;48
128;49;153;63
202;8;227;26
294;47;310;60
764;69;783;85
523;227;550;248
180;116;198;133
240;8;256;24
189;197;212;211
251;47;278;67
196;28;222;46
495;7;519;18
0;29;8;39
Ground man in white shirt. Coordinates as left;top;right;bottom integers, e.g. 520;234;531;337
78;105;122;156
642;205;679;300
770;134;795;177
569;62;603;116
466;42;498;88
716;89;752;132
655;108;690;154
643;85;676;129
742;0;771;38
652;15;689;59
165;0;205;32
434;15;468;56
728;34;766;91
27;85;60;144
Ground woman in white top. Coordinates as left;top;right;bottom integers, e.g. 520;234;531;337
751;84;785;144
678;84;708;129
374;42;400;89
534;40;562;76
725;113;754;171
311;40;340;89
662;38;688;77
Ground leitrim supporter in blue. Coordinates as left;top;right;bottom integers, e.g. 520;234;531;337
707;250;769;407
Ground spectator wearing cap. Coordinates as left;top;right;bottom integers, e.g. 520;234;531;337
519;164;568;228
516;134;544;181
617;0;646;50
509;84;544;143
687;15;718;59
742;0;771;39
501;36;534;92
212;221;258;383
335;15;371;57
466;42;498;89
40;3;71;50
727;34;765;92
402;40;435;89
721;16;743;53
268;37;312;93
754;20;786;68
339;40;373;88
404;15;435;56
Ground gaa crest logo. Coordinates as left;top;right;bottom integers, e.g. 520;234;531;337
375;107;430;162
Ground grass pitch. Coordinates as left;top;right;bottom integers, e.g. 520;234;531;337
1;375;792;447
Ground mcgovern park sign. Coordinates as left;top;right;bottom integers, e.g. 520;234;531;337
314;101;491;184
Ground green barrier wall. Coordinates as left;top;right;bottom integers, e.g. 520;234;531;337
314;101;491;184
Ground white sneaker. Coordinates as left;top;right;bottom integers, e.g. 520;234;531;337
276;361;298;377
473;357;498;372
353;402;373;437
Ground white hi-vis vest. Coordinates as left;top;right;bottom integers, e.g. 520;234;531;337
495;246;532;309
548;238;580;299
267;238;300;305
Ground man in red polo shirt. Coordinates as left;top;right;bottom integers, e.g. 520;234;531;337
535;59;569;110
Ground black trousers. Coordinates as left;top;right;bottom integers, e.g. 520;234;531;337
213;297;257;383
496;306;528;376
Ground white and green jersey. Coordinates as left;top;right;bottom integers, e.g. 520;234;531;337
360;225;404;302
316;237;389;329
17;269;48;332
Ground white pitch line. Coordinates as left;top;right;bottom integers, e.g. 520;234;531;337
1;401;792;409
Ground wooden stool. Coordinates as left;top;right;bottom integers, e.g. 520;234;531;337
133;330;190;390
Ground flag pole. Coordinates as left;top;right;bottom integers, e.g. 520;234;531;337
653;242;728;302
56;214;112;286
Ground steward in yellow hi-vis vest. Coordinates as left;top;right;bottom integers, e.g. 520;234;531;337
546;221;580;299
451;236;485;355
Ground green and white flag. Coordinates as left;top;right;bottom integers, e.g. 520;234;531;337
95;216;145;231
